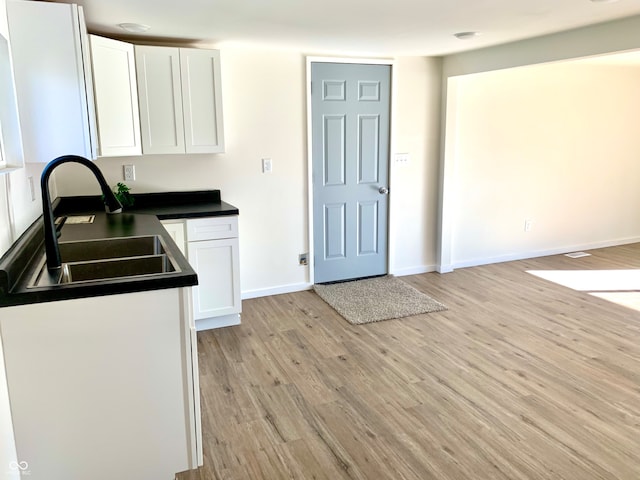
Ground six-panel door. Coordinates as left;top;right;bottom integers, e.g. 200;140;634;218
311;62;391;283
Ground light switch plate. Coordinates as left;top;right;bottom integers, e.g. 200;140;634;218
262;158;273;174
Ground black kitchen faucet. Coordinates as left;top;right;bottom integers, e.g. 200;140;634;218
41;155;122;272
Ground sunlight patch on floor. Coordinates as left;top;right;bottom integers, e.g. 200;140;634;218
589;292;640;312
527;269;640;313
527;269;640;291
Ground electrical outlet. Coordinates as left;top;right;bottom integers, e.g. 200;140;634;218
123;164;136;181
524;219;533;232
262;158;273;174
299;253;308;266
27;176;35;201
394;153;409;164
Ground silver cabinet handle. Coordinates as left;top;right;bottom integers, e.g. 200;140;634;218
379;186;389;195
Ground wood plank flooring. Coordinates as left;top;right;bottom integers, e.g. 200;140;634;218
177;243;640;479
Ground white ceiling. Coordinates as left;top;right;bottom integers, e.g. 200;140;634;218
49;0;640;56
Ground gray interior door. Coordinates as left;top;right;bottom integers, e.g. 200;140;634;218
311;62;391;284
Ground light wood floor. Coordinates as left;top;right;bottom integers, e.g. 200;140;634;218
178;243;640;479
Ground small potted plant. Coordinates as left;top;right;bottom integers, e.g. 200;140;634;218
113;182;135;209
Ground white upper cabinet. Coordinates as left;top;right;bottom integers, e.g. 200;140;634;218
135;46;185;155
135;45;224;155
89;35;142;157
180;49;225;154
7;1;97;163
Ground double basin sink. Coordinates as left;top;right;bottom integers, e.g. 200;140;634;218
29;235;180;288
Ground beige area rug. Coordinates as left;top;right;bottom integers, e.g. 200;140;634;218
313;275;447;325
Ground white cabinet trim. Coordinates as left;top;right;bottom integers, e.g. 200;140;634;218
160;220;187;256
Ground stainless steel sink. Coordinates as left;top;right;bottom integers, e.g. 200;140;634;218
28;235;181;288
58;235;167;262
60;255;176;283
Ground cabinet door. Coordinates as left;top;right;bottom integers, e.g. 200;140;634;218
90;35;141;157
135;45;185;154
188;237;240;320
180;49;225;154
7;1;97;163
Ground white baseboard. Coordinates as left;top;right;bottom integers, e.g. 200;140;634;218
437;264;454;274
241;267;445;298
453;237;640;270
241;282;312;300
237;238;640;300
195;314;240;331
391;264;437;277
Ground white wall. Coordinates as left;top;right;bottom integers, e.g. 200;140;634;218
389;56;442;275
439;14;640;271
450;62;640;267
0;1;21;477
55;49;444;295
6;164;42;244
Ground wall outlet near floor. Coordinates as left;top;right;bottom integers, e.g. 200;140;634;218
299;253;308;266
524;219;533;232
262;158;273;174
123;164;136;181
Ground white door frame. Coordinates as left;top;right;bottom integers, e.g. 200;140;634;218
305;56;395;284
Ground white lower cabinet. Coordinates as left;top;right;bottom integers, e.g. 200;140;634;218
0;288;201;480
188;236;240;322
163;216;241;330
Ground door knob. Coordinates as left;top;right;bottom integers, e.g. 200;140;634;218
378;186;389;195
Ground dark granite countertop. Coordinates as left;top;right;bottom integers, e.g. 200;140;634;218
0;190;239;307
57;189;239;219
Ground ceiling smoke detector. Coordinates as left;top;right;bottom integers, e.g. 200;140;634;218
118;23;151;33
453;31;479;40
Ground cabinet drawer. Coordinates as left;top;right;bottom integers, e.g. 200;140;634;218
186;216;238;241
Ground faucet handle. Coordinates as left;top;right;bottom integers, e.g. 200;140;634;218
55;216;67;237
